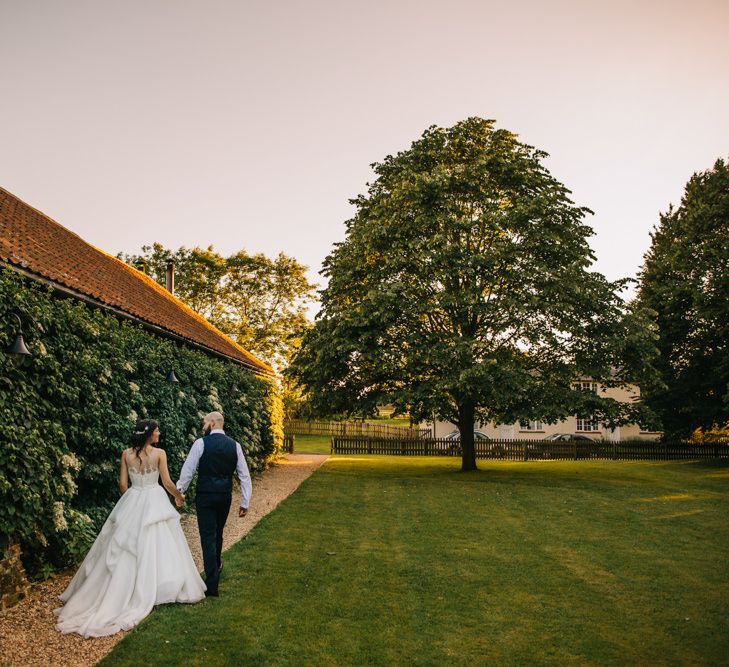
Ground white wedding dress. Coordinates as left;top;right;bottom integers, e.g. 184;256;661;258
55;449;206;637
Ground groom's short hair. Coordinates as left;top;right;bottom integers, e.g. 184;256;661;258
205;411;224;428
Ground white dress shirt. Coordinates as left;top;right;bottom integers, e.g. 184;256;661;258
176;429;252;509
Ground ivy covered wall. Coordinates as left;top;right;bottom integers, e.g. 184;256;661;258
0;267;282;576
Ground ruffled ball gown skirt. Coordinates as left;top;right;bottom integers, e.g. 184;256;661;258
54;470;206;637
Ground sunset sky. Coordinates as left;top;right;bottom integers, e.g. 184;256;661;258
2;0;727;301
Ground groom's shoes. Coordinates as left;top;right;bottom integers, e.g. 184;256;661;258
205;589;219;597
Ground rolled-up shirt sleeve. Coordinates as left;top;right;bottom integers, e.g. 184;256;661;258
235;442;252;509
177;438;204;494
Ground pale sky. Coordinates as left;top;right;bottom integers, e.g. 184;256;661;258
2;0;728;305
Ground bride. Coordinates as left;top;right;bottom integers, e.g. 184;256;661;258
55;419;206;637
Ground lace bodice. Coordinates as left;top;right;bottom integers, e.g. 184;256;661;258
126;448;160;489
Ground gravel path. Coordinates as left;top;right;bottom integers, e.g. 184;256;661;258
0;453;328;667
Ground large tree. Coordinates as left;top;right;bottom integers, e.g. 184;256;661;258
289;118;658;470
119;244;315;371
637;157;729;438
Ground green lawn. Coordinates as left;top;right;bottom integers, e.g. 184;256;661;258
291;434;331;454
102;457;729;666
370;416;414;427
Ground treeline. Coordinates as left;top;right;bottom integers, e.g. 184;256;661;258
636;157;729;439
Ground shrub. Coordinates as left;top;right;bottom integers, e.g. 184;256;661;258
689;422;729;444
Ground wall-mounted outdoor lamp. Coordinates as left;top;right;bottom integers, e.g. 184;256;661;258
231;383;239;394
166;369;180;383
7;311;32;357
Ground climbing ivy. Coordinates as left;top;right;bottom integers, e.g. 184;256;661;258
0;267;282;576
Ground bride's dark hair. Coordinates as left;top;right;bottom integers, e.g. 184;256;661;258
131;419;159;463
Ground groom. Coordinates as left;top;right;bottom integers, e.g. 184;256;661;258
176;411;252;597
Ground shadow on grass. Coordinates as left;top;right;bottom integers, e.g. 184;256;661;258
324;455;729;492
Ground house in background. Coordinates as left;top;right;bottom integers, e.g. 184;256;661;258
422;381;662;442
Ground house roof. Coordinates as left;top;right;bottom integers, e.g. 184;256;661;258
0;187;274;376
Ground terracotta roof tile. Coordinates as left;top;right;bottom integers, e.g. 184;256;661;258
0;187;274;376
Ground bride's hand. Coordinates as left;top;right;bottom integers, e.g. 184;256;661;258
175;494;185;508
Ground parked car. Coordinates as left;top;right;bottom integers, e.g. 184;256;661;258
444;430;491;442
543;433;597;442
540;433;599;459
435;430;488;455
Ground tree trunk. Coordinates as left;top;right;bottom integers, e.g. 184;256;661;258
457;401;478;472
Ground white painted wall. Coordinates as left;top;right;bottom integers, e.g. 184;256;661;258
421;383;662;441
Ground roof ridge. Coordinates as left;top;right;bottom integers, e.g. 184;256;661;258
0;186;106;250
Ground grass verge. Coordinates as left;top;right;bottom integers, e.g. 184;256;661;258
290;434;331;454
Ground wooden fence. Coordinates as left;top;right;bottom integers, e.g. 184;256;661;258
285;419;430;440
330;437;729;461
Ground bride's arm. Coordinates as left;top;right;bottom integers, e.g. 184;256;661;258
119;451;129;494
158;450;184;504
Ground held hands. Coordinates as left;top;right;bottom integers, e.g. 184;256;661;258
175;493;185;508
238;506;248;518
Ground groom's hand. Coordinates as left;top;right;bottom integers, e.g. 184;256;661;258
239;507;248;518
176;494;185;508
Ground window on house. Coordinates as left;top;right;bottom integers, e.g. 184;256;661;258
574;382;599;431
576;418;600;432
519;420;543;431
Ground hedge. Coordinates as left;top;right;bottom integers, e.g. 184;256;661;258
0;267;282;576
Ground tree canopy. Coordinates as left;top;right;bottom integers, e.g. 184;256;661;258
119;244;316;372
637;157;729;438
289;118;658;470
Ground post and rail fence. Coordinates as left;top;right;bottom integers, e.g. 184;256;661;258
284;419;430;440
330;436;729;461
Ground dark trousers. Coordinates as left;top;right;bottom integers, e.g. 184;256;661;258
196;491;232;595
